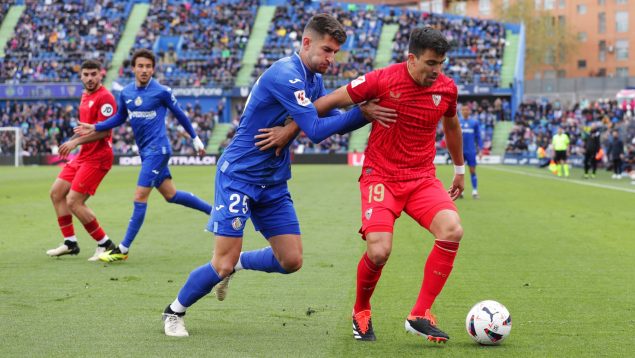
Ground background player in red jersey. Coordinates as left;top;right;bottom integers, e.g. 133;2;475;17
258;26;464;343
47;60;118;261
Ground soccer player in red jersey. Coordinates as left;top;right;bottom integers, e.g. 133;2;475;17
259;27;464;343
47;60;118;261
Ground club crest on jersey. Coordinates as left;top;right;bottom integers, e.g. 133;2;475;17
88;100;95;108
432;95;441;107
365;208;373;220
231;218;243;230
134;96;143;106
294;90;311;107
351;75;366;88
100;103;113;116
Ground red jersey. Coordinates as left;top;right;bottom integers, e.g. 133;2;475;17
76;85;116;166
346;62;457;181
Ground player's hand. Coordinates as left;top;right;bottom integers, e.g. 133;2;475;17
74;122;96;136
448;174;465;201
192;136;206;156
360;99;397;128
255;126;295;156
58;139;78;158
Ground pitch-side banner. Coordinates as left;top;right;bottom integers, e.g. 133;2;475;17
0;84;84;99
347;153;502;166
118;155;217;166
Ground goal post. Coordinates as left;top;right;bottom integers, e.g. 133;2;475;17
0;127;22;167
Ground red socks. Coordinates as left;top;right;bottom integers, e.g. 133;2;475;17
57;215;74;238
83;219;106;242
354;252;384;313
410;240;459;317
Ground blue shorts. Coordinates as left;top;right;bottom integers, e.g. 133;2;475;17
207;171;301;238
138;153;172;188
463;152;477;168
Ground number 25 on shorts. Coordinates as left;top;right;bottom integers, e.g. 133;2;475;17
368;184;385;203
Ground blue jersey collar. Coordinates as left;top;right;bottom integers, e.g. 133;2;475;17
293;53;316;84
135;78;153;91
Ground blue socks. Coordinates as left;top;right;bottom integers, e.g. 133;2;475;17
470;172;478;191
168;190;212;214
240;247;288;274
177;263;222;307
121;201;147;249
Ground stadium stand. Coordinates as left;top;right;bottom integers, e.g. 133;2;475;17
392;11;506;87
0;0;131;83
116;0;258;89
507;99;635;173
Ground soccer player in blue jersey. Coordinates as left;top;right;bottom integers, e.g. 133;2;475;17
75;49;212;261
160;14;396;337
459;105;482;199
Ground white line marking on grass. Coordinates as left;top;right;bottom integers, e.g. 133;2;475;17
484;166;635;194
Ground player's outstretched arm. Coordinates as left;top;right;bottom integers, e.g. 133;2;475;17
58;131;109;158
162;89;205;155
443;114;465;200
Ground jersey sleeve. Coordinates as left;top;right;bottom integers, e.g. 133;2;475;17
269;71;317;116
161;86;197;139
443;82;458;118
345;69;381;104
95;94;128;131
317;77;340;117
96;92;117;122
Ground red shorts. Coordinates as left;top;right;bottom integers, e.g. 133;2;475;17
58;160;110;196
359;175;458;238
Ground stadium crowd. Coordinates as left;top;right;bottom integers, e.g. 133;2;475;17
252;1;385;88
392;11;506;87
0;0;129;83
117;0;258;88
507;98;635;180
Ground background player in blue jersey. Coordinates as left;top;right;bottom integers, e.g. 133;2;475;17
75;49;212;262
161;14;396;337
459;105;482;199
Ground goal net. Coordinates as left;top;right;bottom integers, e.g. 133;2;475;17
0;127;22;167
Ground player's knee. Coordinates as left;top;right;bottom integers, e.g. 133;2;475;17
280;255;303;273
367;248;391;266
440;223;463;242
50;187;64;203
212;260;236;278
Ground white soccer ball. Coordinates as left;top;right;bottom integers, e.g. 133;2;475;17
465;300;512;345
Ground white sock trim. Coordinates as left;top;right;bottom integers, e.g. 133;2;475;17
97;236;109;245
234;252;244;271
64;236;78;242
119;244;129;253
170;299;187;314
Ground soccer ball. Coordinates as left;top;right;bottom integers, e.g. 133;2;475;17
465;300;512;345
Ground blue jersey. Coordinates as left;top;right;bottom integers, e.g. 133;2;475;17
460;114;482;154
95;78;197;156
219;53;362;185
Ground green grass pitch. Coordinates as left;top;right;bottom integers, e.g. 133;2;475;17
1;164;633;357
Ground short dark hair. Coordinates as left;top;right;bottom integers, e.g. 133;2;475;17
408;27;451;57
304;14;347;45
131;49;156;67
80;59;102;71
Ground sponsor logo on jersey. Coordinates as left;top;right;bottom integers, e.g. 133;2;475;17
289;78;302;84
432;94;441;106
231;217;243;230
100;103;114;116
170;94;177;105
126;99;133;104
365;208;373;220
351;75;366;88
127;110;157;119
215;205;225;211
134;96;143;106
294;90;311;106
